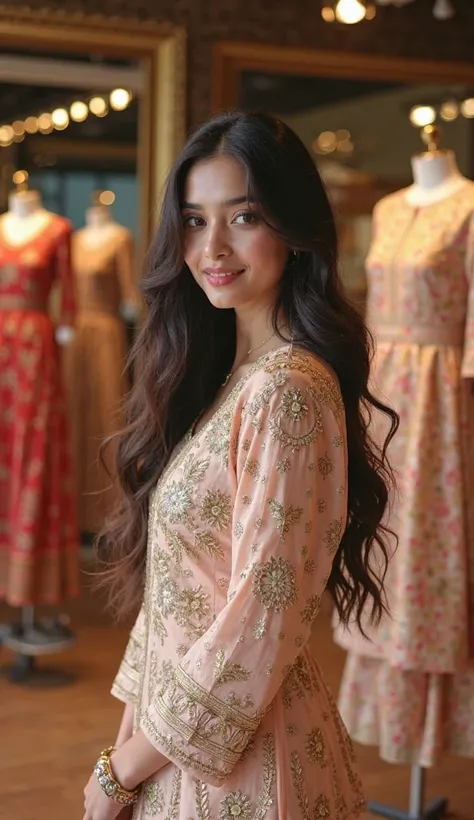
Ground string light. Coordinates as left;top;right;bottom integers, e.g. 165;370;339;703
110;88;132;111
70;101;89;123
51;108;70;131
89;96;108;117
0;90;129;148
409;105;436;127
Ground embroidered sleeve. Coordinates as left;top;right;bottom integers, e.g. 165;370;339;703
141;359;348;785
111;606;145;705
461;214;474;378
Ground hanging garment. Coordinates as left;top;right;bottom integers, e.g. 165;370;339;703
112;347;366;819
0;215;79;606
63;225;138;534
334;182;474;766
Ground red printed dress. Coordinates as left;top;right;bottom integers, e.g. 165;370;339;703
0;214;79;606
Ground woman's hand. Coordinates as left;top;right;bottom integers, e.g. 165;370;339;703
83;772;130;820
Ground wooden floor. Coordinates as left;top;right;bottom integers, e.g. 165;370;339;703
1;584;472;820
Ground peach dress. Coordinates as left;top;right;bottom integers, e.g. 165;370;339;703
335;183;474;767
112;347;365;819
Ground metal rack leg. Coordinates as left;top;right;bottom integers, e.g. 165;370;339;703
368;765;448;820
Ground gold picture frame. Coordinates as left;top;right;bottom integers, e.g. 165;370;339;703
0;4;187;252
211;40;474;111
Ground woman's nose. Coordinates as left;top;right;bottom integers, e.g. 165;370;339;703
204;225;231;259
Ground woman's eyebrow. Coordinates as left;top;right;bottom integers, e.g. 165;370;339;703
182;195;251;210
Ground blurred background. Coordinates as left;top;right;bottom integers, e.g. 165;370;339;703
0;1;473;818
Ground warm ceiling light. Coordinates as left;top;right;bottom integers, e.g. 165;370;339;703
12;120;25;136
335;128;351;142
365;2;376;19
110;88;132;111
318;131;337;151
70;101;89;122
321;4;336;21
38;113;53;134
440;100;459;122
0;125;14;146
52;108;69;130
409;105;436;127
24;116;39;134
89;96;108;117
335;0;366;24
461;98;474;118
338;139;354;154
99;190;116;206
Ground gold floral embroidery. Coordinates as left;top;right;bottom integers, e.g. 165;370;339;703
253;617;266;640
290;751;311;819
314;795;331;819
244;457;260;479
305;488;313;499
332;434;343;447
276;457;291;473
253;556;298;612
254;734;276;820
143;780;165;815
160;480;193;524
318;499;327;514
213;648;252;685
200;489;232;531
267;498;303;538
195;780;211;820
324;517;344;556
225;691;254;710
300;594;322;624
219;790;253;820
242;494;253;506
234;521;244;539
194;530;225;561
283;655;319;708
281;387;309;421
165;767;182;820
304;559;316;574
318;453;333;479
306;728;327;767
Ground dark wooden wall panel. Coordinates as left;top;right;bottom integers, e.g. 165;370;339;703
2;0;474;128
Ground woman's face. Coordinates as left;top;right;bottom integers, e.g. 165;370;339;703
182;155;289;314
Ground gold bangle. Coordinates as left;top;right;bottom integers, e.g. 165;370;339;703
94;746;139;806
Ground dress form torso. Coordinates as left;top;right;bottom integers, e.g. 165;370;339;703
1;189;53;245
406;148;467;207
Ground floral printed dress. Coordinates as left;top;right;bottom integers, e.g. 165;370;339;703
334;183;474;767
112;346;365;819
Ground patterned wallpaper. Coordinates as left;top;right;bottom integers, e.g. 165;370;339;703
3;0;474;128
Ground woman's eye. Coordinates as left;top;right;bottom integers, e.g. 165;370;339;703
234;211;259;225
184;215;205;228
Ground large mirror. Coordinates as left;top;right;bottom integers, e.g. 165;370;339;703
212;43;474;310
0;7;185;550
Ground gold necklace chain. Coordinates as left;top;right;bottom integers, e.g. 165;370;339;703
222;331;275;387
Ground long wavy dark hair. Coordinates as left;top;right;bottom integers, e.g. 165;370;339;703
97;110;398;630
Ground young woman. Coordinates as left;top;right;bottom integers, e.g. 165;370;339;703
84;111;397;820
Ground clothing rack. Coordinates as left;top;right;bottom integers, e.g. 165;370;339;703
1;605;75;686
368;764;448;820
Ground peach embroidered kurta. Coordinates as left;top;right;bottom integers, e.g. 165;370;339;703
335;183;474;767
112;347;365;819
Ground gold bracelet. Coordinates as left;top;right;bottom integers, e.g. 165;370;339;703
94;746;140;806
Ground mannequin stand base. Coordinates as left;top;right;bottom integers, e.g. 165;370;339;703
0;616;76;687
367;797;448;820
1;653;75;687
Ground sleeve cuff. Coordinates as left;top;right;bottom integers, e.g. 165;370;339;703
141;664;259;786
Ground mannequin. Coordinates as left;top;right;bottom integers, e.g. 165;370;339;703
0;172;80;682
406;125;468;206
334;129;474;820
63;191;139;536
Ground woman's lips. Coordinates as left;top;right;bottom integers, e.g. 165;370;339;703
203;268;244;287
